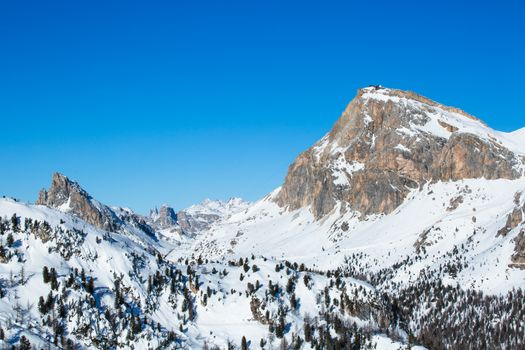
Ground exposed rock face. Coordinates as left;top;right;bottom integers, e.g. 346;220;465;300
150;205;178;229
497;207;523;237
511;230;525;269
276;86;524;219
176;210;220;237
37;173;120;231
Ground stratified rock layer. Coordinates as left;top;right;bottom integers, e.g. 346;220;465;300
276;87;523;219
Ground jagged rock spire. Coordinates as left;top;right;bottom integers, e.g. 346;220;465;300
37;172;120;231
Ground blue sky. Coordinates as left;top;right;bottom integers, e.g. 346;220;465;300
1;0;524;213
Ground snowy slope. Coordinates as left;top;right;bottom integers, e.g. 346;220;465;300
0;199;175;348
188;178;525;294
0;198;420;350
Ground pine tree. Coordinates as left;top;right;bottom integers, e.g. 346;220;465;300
276;315;285;338
65;339;75;350
19;336;31;350
6;233;14;248
353;333;361;349
324;333;332;350
290;293;297;310
43;266;50;283
46;291;54;310
38;296;47;314
286;278;294;294
304;322;312;343
280;337;289;350
188;297;195;321
114;278;122;308
170;276;176;294
50;268;59;290
11;213;20;233
133;315;142;334
86;277;95;294
58;300;66;318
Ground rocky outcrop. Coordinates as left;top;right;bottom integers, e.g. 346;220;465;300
37;173;120;231
276;86;524;219
497;193;524;237
497;207;523;237
437;133;519;181
150;205;178;229
447;196;464;211
511;230;525;269
176;210;220;237
438;120;459;133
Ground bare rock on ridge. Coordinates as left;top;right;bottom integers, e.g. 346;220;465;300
37;172;120;231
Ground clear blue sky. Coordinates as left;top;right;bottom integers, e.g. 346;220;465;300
1;0;524;213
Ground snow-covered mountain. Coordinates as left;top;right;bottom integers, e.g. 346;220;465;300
0;86;524;350
178;198;250;235
149;198;250;243
37;173;123;232
190;86;525;293
276;86;524;219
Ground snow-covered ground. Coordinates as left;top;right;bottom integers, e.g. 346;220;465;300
0;197;425;349
2;176;524;348
188;177;525;294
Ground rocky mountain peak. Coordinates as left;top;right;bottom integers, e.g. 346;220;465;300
276;86;525;219
37;172;85;208
151;204;177;228
37;172;120;231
